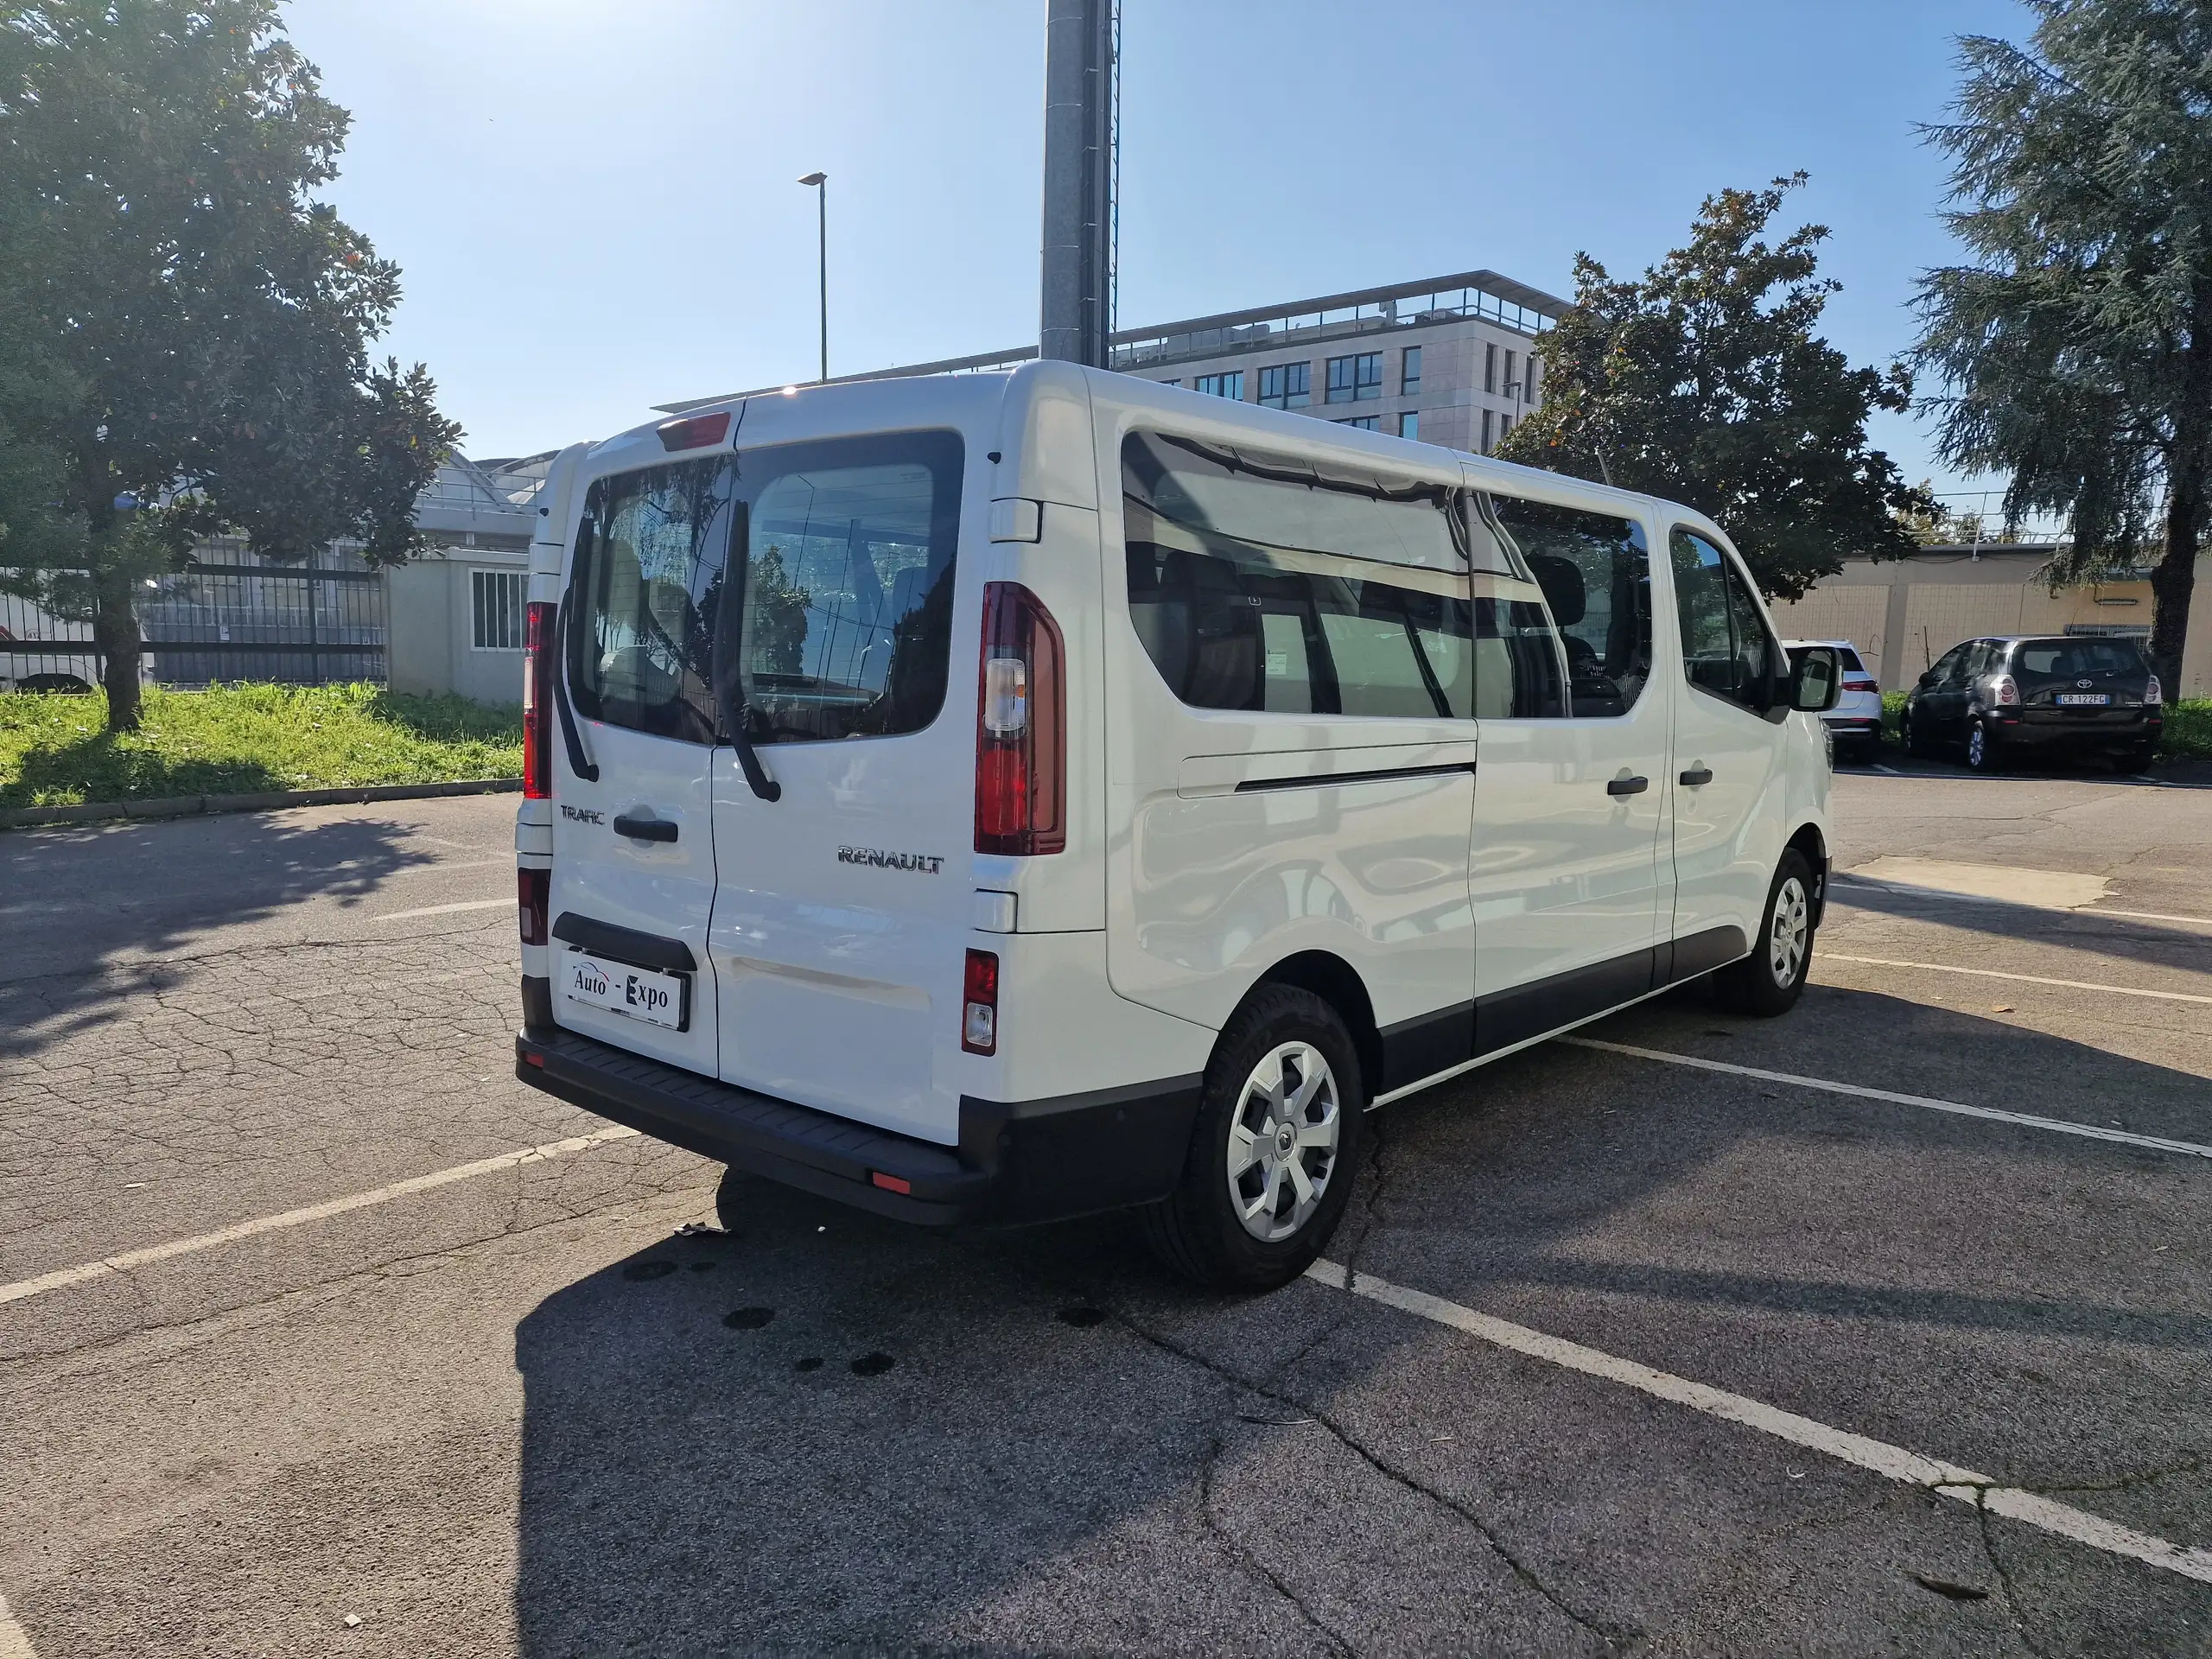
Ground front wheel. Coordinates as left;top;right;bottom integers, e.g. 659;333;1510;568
1903;703;1929;758
1138;985;1365;1291
1715;849;1817;1017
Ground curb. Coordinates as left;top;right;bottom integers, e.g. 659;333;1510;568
0;777;523;830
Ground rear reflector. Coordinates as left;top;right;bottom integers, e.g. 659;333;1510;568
962;947;999;1055
518;867;550;946
869;1171;912;1195
524;601;556;798
656;410;732;452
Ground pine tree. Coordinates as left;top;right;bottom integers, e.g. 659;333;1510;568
1916;0;2212;702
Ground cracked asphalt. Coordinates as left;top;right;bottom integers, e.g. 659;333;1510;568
2;760;2209;1656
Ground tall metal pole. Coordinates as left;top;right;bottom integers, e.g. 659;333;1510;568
798;171;829;381
1039;0;1114;366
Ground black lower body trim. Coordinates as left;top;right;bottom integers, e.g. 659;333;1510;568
1654;924;1747;989
1378;1002;1476;1095
1476;948;1656;1058
514;1024;1198;1227
1377;924;1758;1091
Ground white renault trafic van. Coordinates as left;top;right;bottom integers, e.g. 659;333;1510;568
512;362;1841;1289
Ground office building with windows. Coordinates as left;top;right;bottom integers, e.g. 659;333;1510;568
664;269;1566;458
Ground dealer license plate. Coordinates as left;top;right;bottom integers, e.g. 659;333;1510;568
2056;692;2111;706
561;949;688;1031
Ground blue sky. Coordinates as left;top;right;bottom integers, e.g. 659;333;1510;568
284;0;2031;504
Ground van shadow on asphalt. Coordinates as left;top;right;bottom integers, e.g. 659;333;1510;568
509;987;2212;1652
0;810;437;1064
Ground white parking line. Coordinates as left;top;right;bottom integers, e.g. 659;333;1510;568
0;1125;640;1309
1562;1038;2212;1160
1818;952;2212;1007
0;1594;35;1659
1308;1260;2212;1586
1870;763;1901;775
371;898;511;923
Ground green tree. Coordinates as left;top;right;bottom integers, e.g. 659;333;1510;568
0;0;460;729
1500;176;1927;601
1916;0;2212;702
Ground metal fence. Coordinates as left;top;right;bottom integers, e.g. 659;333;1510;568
1;539;386;691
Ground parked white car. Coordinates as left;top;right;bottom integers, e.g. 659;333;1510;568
1782;638;1882;762
512;363;1841;1288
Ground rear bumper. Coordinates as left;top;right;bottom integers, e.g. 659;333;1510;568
1991;711;2161;749
514;984;1202;1227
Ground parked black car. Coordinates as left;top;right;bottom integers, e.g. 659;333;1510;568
1903;635;2164;772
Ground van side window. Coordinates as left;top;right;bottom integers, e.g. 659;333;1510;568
721;431;963;745
1472;597;1567;718
1122;430;1478;718
1488;494;1652;716
1671;528;1777;712
569;458;735;744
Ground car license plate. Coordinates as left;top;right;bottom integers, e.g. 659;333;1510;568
561;949;688;1031
2056;692;2111;706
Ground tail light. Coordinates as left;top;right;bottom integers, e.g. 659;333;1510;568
518;867;549;946
524;601;556;798
1843;676;1877;692
1993;674;2020;707
2146;673;2164;707
974;582;1066;855
962;948;999;1055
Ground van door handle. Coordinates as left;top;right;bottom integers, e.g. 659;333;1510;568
1606;775;1649;797
1678;766;1713;786
612;815;678;843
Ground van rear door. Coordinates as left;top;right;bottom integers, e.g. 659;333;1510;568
547;451;736;1077
705;423;976;1145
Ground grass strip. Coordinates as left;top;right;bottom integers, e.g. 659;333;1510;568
0;683;522;808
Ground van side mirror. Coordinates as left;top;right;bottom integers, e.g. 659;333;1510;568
1525;554;1585;626
1790;645;1841;713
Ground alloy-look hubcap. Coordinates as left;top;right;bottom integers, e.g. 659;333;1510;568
1225;1041;1341;1243
1769;876;1810;987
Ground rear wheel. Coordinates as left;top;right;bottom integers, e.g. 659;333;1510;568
1965;718;2004;772
1715;849;1816;1017
2121;744;2159;773
1903;702;1929;758
1138;985;1364;1291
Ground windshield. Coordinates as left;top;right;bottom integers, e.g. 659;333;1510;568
721;430;964;745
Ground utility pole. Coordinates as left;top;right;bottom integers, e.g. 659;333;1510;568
798;171;828;381
1039;0;1116;366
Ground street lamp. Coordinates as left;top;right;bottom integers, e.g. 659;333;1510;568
798;171;827;383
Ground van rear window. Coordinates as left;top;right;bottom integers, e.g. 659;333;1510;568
723;431;963;745
569;458;735;744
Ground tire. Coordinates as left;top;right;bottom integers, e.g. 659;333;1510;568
2121;746;2158;774
1964;718;2004;772
1715;849;1817;1018
1903;703;1929;758
1137;985;1365;1291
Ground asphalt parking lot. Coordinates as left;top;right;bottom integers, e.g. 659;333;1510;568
3;754;2209;1656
